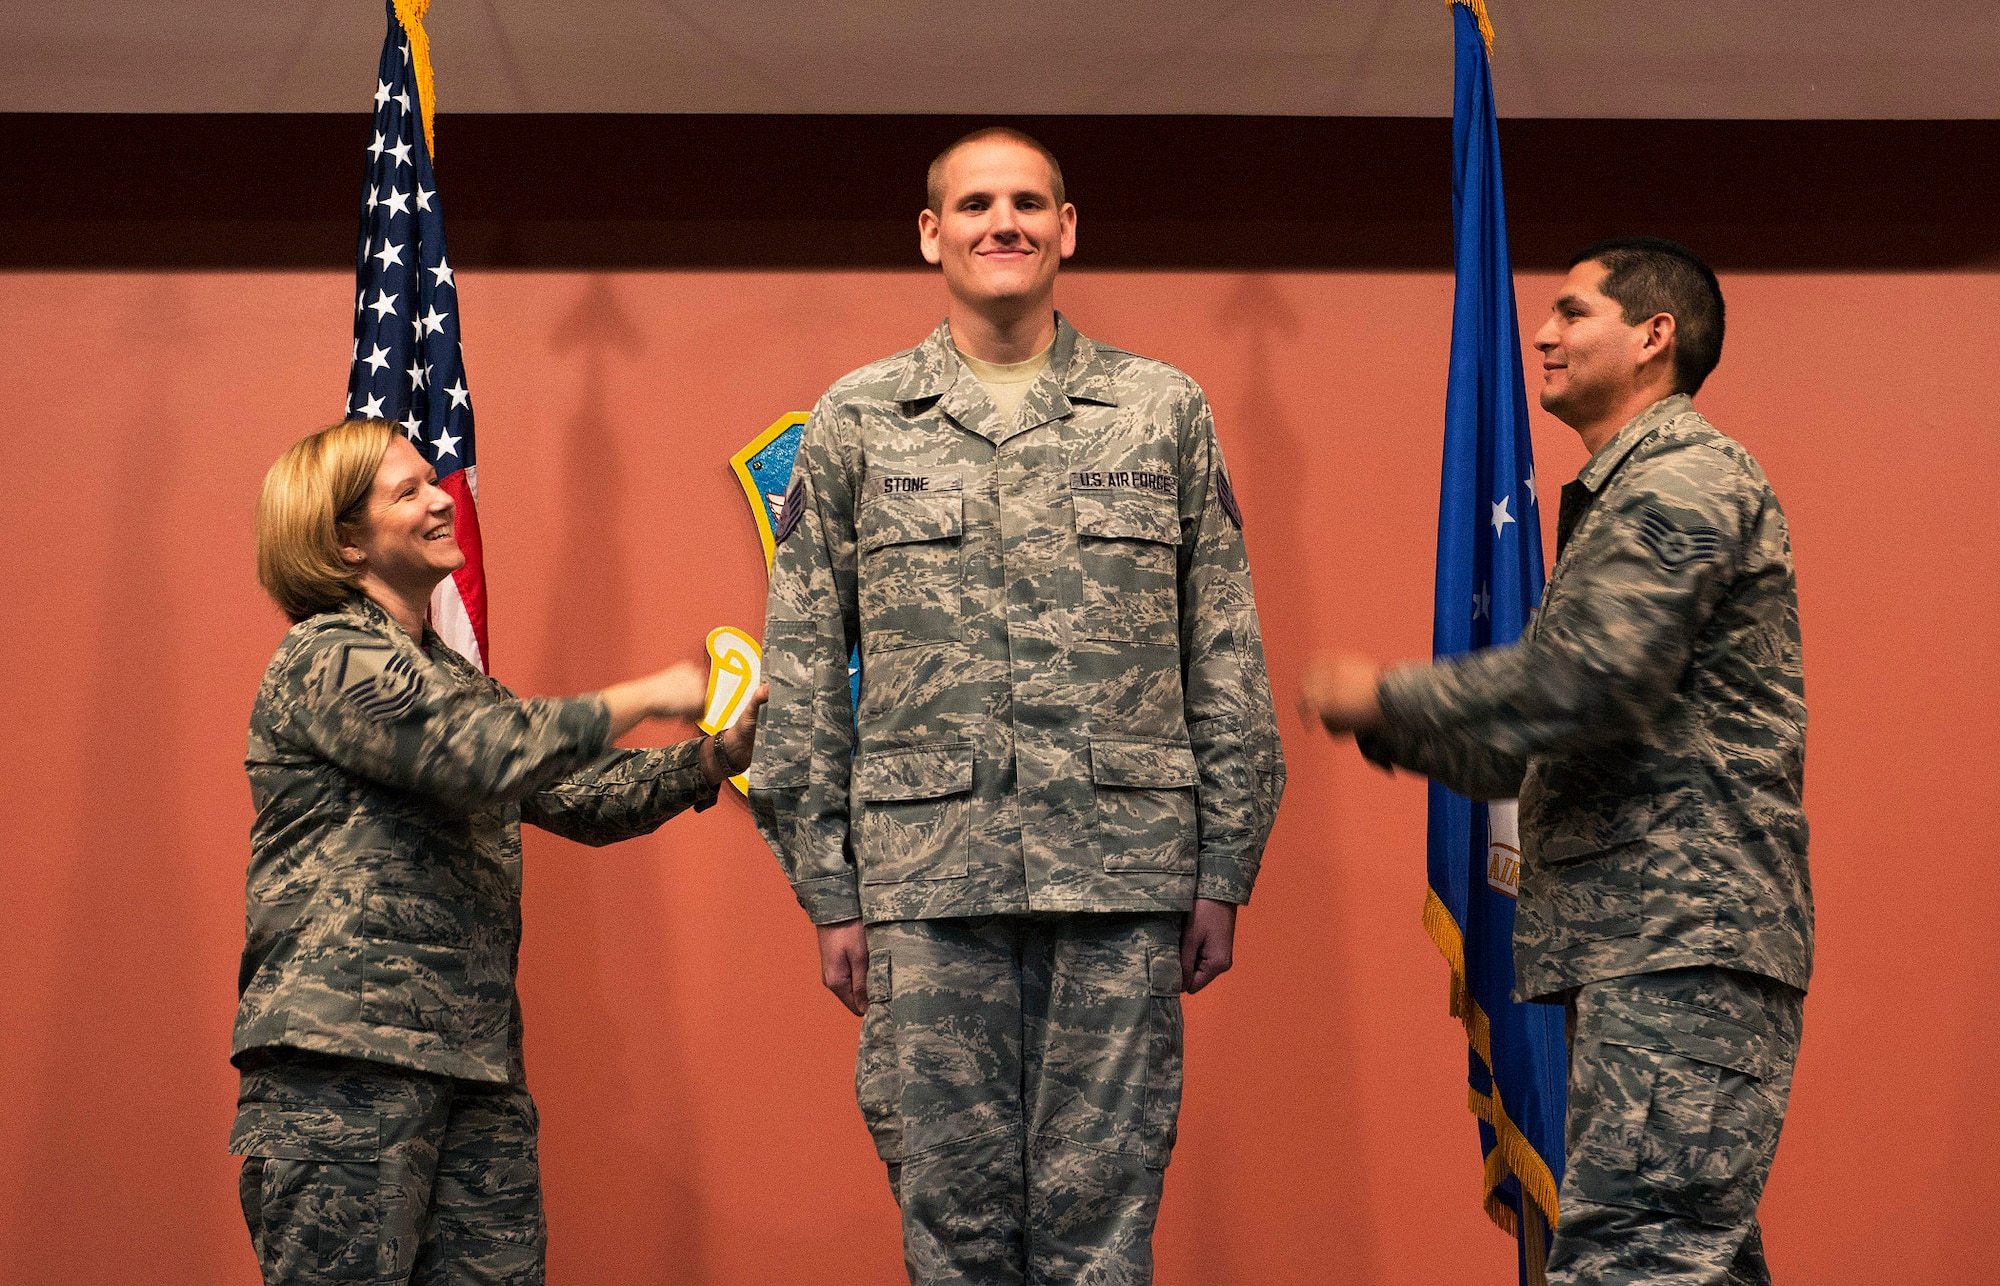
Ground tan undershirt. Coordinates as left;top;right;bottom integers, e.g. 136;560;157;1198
958;341;1053;424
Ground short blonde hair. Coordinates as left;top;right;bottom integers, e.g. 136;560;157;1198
926;126;1066;215
256;419;393;623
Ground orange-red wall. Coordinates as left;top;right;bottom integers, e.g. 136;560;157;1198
2;268;1995;1284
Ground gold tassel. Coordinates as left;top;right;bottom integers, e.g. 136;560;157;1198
1451;0;1497;58
1424;887;1563;1237
392;0;438;162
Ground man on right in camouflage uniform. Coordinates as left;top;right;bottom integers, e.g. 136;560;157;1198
1304;238;1812;1284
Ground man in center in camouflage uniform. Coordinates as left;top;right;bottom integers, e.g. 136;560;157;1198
748;127;1284;1284
1303;238;1812;1285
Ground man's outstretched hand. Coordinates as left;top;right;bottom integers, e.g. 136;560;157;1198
1180;897;1238;994
1299;653;1384;736
816;918;869;1016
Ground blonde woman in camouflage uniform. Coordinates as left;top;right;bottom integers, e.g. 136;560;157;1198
1306;239;1811;1285
231;418;765;1285
750;129;1284;1284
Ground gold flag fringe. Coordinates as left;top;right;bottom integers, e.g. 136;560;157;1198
1422;887;1562;1237
1450;0;1497;58
392;0;438;161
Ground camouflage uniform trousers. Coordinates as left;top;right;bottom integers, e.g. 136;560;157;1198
1550;966;1806;1286
230;1050;546;1285
858;913;1186;1285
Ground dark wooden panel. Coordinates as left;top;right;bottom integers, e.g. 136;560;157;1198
2;114;1993;270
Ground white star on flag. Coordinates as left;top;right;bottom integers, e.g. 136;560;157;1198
416;185;434;213
428;256;453;287
372;240;405;270
358;392;387;418
374;79;392;108
445;380;471;409
432;428;462;458
1491;497;1516;536
382;189;411;216
367;289;399;320
368;131;387;160
1473;583;1492;620
388;139;413;167
408;363;429;390
1524;468;1538;506
420;306;449;336
400;410;423;438
363;343;392;374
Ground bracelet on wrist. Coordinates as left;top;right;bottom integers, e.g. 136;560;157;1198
705;731;737;784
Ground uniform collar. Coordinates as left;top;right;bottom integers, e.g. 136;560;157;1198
342;592;452;663
893;313;1119;446
1576;393;1694;493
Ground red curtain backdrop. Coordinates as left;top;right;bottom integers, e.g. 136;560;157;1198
1;268;1995;1284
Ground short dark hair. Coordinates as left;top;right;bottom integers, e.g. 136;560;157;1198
926;127;1066;215
1570;237;1725;395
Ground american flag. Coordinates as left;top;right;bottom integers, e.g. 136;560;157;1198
346;0;488;670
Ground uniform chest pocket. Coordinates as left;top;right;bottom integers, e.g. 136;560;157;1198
858;492;965;652
1072;492;1181;645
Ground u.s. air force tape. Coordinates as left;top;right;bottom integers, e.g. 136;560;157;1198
1636;506;1722;570
1067;469;1174;496
334;642;425;720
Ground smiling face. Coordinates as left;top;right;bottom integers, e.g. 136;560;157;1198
338;433;463;600
1533;259;1675;441
918;137;1075;319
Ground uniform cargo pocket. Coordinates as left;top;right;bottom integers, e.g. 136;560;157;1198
232;1100;387;1279
855;742;974;884
1141;943;1185;1170
1092;738;1198;873
854;946;903;1166
1072;492;1180;645
1595;999;1777;1226
858;491;965;652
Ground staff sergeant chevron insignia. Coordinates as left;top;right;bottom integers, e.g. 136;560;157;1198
1636;506;1723;570
333;642;424;719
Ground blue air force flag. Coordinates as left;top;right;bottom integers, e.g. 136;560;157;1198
1421;2;1569;1269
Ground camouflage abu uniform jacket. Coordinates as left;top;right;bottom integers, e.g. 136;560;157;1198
234;594;719;1083
1363;395;1812;1002
749;317;1284;925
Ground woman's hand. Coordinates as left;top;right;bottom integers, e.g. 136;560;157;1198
645;663;709;721
700;684;769;786
719;684;768;774
599;662;707;740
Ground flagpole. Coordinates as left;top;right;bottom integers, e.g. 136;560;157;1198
1523;1197;1549;1286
